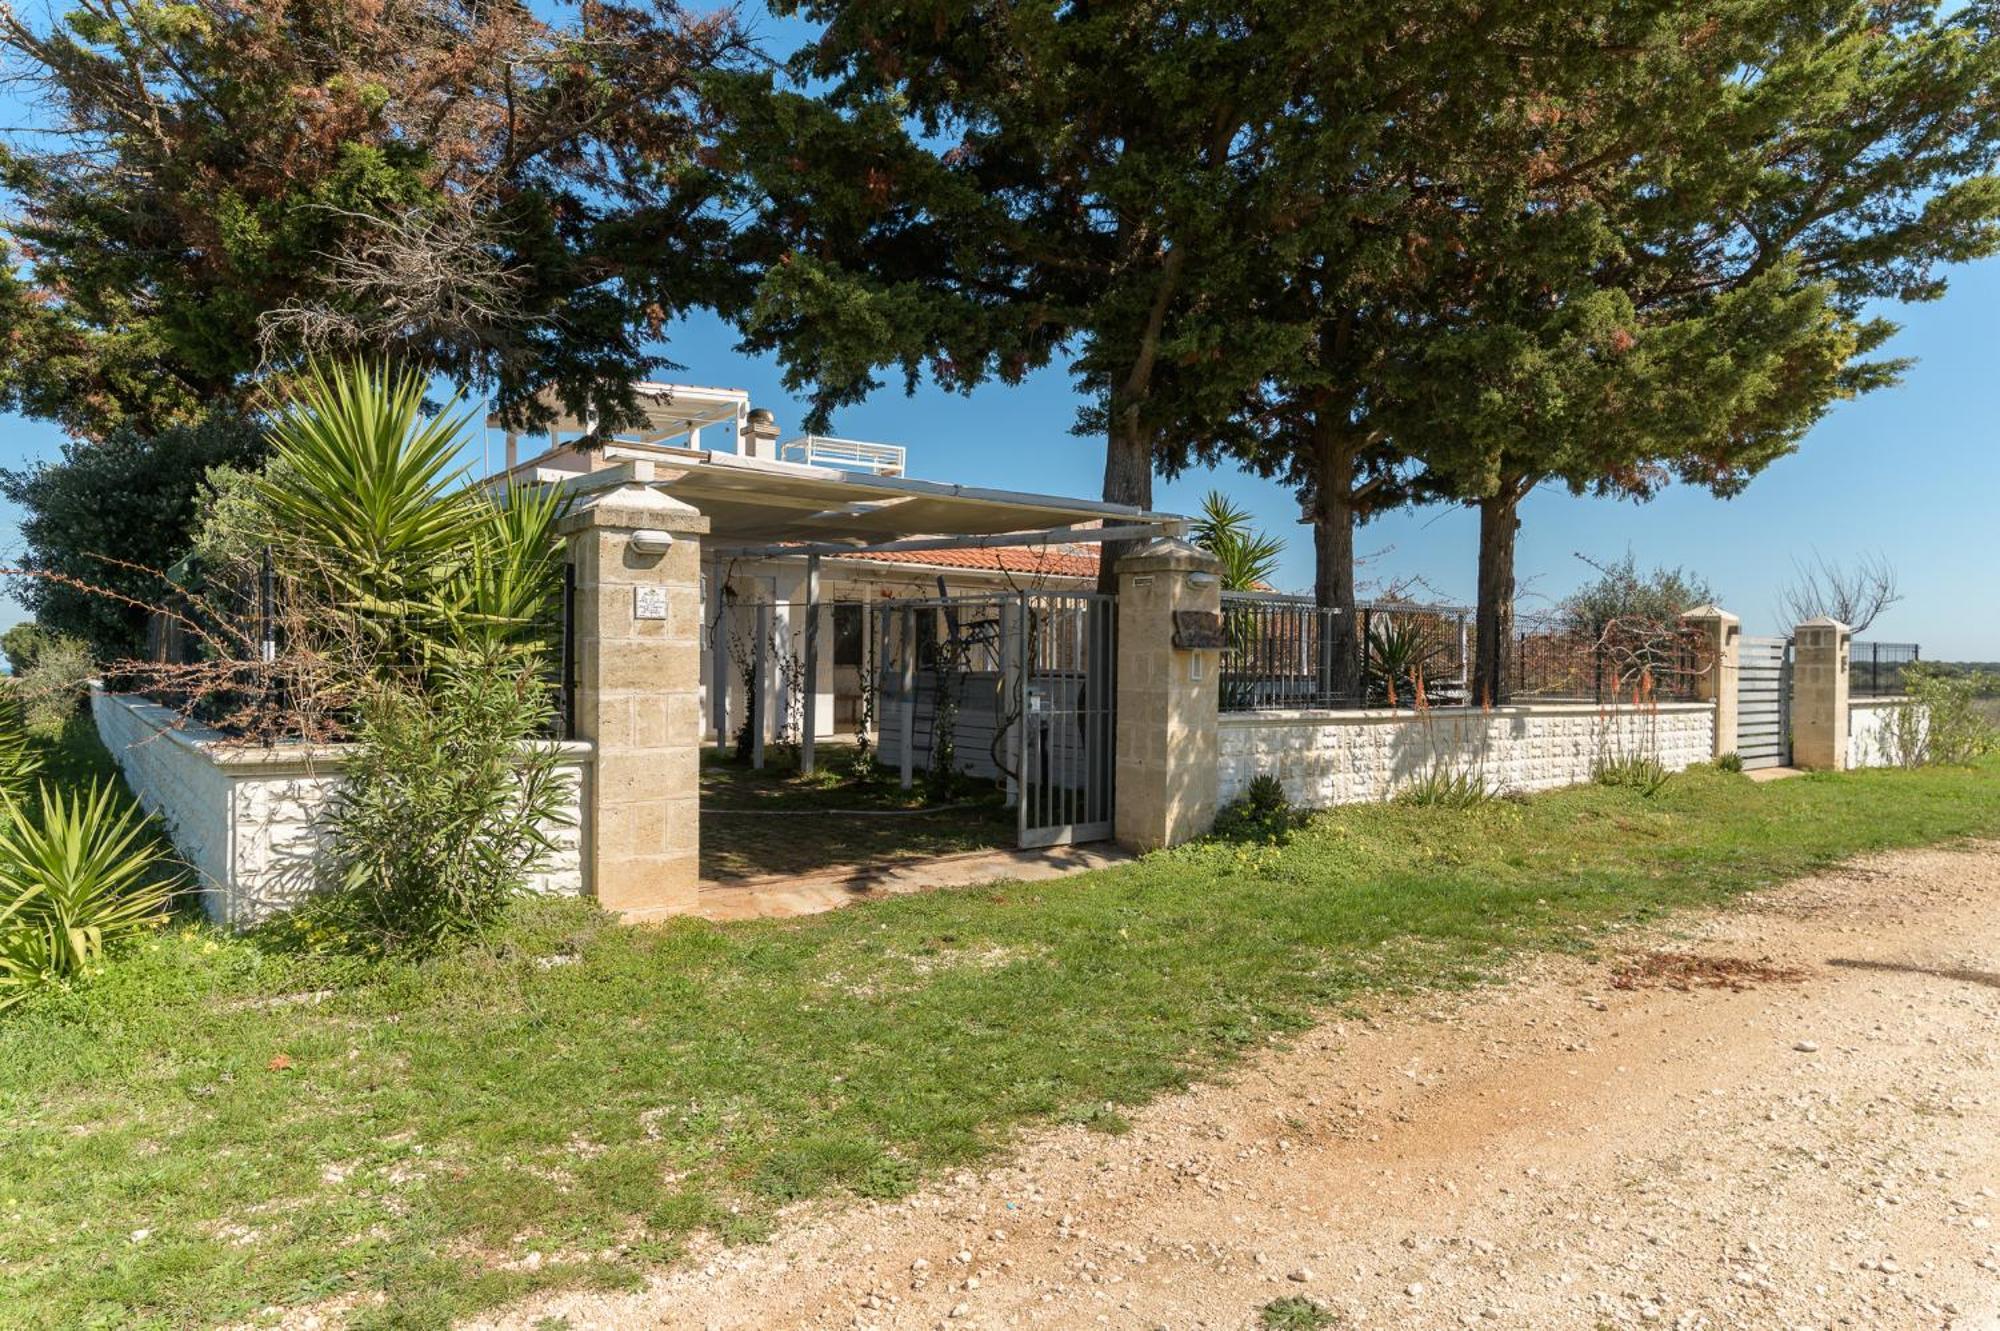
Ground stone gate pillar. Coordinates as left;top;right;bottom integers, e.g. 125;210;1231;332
1114;538;1224;852
1680;604;1741;760
1791;616;1851;772
558;474;710;919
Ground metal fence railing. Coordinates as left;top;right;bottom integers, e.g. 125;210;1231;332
1850;640;1919;697
1509;619;1712;705
1217;594;1472;712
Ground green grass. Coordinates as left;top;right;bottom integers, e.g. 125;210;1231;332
3;739;1999;1328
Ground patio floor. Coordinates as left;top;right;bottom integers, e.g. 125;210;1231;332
698;749;1017;885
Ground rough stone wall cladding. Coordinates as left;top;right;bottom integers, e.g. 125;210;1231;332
1847;699;1914;770
1218;704;1717;809
93;690;590;927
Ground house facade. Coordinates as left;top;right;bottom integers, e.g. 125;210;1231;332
489;383;1124;748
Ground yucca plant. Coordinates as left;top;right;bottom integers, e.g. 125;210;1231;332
259;360;484;662
0;781;177;1011
1192;490;1284;591
438;483;571;664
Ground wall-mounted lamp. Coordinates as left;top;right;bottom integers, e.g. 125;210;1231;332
1185;571;1219;588
630;529;676;555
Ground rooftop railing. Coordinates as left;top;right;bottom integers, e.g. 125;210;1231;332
778;434;907;476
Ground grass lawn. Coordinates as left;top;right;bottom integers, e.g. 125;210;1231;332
698;749;1014;881
3;723;1999;1330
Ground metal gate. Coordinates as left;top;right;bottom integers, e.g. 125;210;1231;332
1738;635;1792;769
875;590;1116;849
1012;591;1116;848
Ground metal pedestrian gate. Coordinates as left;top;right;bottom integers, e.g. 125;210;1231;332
1738;635;1792;769
875;590;1117;849
1012;592;1117;848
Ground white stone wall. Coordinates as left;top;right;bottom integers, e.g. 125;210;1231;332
1848;698;1916;769
1217;703;1717;810
93;689;592;927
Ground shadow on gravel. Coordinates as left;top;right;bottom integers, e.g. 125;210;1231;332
1828;957;2000;990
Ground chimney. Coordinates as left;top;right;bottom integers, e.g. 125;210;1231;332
740;407;781;461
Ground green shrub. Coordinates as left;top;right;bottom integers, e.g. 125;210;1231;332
325;663;575;956
0;694;43;802
0;780;177;1011
0;413;266;659
1888;665;1998;767
12;635;96;732
1714;750;1744;773
1213;772;1296;842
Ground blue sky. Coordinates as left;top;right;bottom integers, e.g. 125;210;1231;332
3;8;1998;657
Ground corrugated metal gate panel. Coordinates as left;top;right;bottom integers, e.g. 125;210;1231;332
1738;635;1791;769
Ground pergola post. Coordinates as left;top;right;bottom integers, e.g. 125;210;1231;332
709;586;730;753
752;601;770;770
802;554;820;774
557;483;709;920
899;604;917;790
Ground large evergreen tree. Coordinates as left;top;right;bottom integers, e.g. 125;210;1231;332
1159;1;1999;705
1386;1;2000;702
710;0;1321;586
0;0;745;438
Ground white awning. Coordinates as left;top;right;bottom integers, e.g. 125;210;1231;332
534;442;1183;549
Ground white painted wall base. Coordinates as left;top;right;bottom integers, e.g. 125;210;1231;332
1218;703;1717;810
92;689;592;927
1847;697;1917;770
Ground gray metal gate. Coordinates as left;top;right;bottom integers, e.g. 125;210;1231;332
1012;591;1116;848
875;590;1116;849
1738;635;1792;769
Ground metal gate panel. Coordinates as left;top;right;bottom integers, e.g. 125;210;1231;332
1738;635;1791;770
1014;591;1117;849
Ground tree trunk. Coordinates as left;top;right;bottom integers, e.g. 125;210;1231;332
1311;431;1360;702
1096;392;1157;593
1472;488;1521;706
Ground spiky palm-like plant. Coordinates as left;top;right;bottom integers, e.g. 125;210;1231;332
1192;490;1284;592
258;361;483;662
0;781;176;1010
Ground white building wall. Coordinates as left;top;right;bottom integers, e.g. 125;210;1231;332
93;689;591;927
1847;698;1917;769
1217;703;1717;810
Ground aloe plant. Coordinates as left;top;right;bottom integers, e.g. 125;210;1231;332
0;781;177;1010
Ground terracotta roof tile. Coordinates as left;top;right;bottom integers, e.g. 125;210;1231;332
831;545;1100;578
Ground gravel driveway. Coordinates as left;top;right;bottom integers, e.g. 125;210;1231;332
473;843;2000;1331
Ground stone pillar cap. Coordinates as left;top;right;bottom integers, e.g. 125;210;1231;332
1115;535;1223;575
556;482;708;536
1679;603;1740;625
1794;615;1851;634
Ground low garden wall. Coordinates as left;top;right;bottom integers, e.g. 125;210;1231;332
1217;702;1717;810
92;689;592;927
1847;697;1917;770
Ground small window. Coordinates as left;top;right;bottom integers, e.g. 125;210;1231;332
833;603;864;667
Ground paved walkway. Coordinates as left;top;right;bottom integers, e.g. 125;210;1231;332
693;842;1131;921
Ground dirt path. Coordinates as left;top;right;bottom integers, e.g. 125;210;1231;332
473;844;2000;1331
